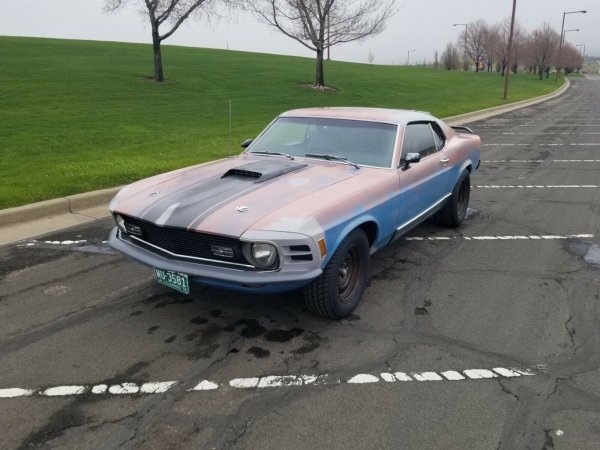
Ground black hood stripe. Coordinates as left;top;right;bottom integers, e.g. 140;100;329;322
139;159;307;229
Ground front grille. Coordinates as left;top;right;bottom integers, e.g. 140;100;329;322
122;215;249;265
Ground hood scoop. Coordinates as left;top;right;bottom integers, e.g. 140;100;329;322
222;159;307;183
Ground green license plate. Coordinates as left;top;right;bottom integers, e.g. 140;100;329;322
154;268;190;295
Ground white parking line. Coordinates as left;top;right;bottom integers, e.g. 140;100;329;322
19;240;109;247
0;365;538;399
20;240;87;247
404;234;594;241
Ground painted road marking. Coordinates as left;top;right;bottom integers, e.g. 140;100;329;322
20;235;594;249
474;185;599;188
19;239;108;247
0;388;34;398
404;234;594;241
0;365;538;399
42;385;87;396
191;380;219;391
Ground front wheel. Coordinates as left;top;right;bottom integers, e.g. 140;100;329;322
435;170;470;227
304;229;370;319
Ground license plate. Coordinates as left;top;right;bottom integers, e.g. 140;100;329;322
154;268;190;295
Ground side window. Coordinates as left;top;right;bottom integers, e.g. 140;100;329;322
401;123;437;159
431;122;446;151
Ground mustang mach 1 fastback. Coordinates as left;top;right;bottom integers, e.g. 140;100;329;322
109;107;481;319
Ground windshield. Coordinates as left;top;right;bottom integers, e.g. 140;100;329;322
247;117;398;168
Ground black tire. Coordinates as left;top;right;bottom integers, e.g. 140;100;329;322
304;229;370;319
435;170;470;227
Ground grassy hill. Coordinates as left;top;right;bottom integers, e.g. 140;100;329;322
0;36;562;208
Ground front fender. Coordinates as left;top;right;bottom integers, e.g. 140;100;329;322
322;215;380;267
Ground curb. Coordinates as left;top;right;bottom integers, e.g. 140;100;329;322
443;78;570;125
0;186;122;227
0;78;571;228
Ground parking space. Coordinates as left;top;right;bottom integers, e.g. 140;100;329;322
1;78;599;449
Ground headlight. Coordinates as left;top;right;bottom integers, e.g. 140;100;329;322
251;243;277;268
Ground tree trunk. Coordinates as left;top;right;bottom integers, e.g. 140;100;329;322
538;65;543;80
315;49;325;88
151;28;164;82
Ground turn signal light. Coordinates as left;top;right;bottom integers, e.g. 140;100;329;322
318;238;327;257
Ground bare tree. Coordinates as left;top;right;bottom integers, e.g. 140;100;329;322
561;42;583;73
489;18;523;76
105;0;221;82
246;0;395;88
368;50;375;64
440;42;460;70
510;25;526;74
483;23;500;72
458;19;488;72
524;23;560;80
433;50;439;69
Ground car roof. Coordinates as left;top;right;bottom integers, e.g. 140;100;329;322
279;107;437;126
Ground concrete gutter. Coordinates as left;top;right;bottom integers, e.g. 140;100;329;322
0;186;122;228
443;78;570;125
0;78;570;243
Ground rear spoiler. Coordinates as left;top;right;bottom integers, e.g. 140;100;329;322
451;126;474;134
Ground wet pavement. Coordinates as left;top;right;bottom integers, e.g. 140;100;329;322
1;78;599;449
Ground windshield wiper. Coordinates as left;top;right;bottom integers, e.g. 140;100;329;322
249;150;294;160
304;153;360;169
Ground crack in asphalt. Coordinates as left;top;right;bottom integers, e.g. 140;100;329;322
497;379;520;402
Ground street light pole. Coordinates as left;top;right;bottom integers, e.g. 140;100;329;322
407;49;415;65
559;28;580;75
503;0;517;100
453;23;468;70
576;44;586;72
555;10;586;82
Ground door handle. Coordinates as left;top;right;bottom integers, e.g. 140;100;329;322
440;157;450;164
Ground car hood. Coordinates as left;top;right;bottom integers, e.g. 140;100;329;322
111;155;360;238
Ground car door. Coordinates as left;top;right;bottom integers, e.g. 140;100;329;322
395;122;451;232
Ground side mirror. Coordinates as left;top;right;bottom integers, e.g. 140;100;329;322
241;139;253;148
400;152;421;171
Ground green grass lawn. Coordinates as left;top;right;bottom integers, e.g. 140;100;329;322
0;36;563;209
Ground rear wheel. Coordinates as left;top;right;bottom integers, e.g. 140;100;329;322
435;170;470;227
304;229;370;319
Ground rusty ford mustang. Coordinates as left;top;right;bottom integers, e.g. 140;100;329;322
109;107;481;319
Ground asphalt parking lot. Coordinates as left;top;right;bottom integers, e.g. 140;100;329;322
1;77;599;449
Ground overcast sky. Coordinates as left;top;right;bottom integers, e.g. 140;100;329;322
0;0;597;65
